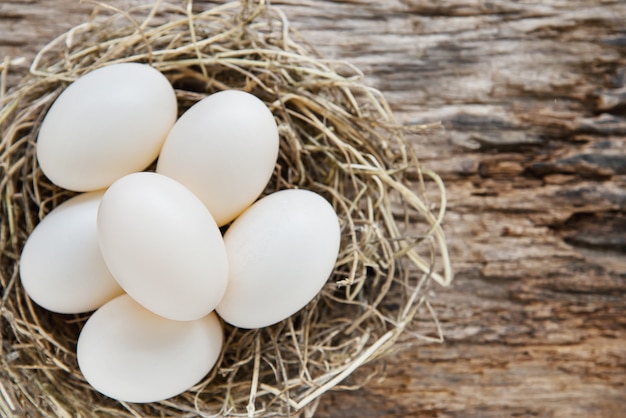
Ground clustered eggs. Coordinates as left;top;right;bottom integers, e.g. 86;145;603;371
19;63;341;403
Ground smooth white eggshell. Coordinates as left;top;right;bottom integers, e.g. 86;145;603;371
216;189;341;329
156;90;279;226
77;294;223;403
37;63;177;191
19;192;123;314
97;172;228;321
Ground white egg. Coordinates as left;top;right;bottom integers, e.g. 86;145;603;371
19;192;123;314
37;63;177;192
156;90;279;226
77;294;223;403
216;189;341;329
97;172;228;321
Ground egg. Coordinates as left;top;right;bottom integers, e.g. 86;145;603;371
77;294;223;403
216;189;341;329
19;192;123;314
156;90;279;226
97;172;228;321
36;63;177;192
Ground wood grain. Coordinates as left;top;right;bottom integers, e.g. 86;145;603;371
2;0;625;416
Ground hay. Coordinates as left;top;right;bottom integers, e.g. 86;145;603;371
0;1;453;416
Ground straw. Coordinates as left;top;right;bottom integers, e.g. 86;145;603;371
0;1;452;416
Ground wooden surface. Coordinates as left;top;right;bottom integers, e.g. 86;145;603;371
2;0;625;416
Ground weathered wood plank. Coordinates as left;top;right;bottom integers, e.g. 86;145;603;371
2;0;625;416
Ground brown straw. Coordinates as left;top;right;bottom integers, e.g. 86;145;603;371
0;1;452;416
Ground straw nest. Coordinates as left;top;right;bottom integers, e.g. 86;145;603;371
0;1;452;416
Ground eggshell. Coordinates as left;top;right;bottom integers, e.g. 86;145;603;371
77;294;223;403
19;192;123;314
36;63;177;191
216;189;341;329
97;172;228;321
156;90;279;226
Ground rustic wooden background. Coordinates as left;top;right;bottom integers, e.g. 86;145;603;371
2;0;625;416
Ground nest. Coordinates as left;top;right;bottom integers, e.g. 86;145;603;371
0;1;452;416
